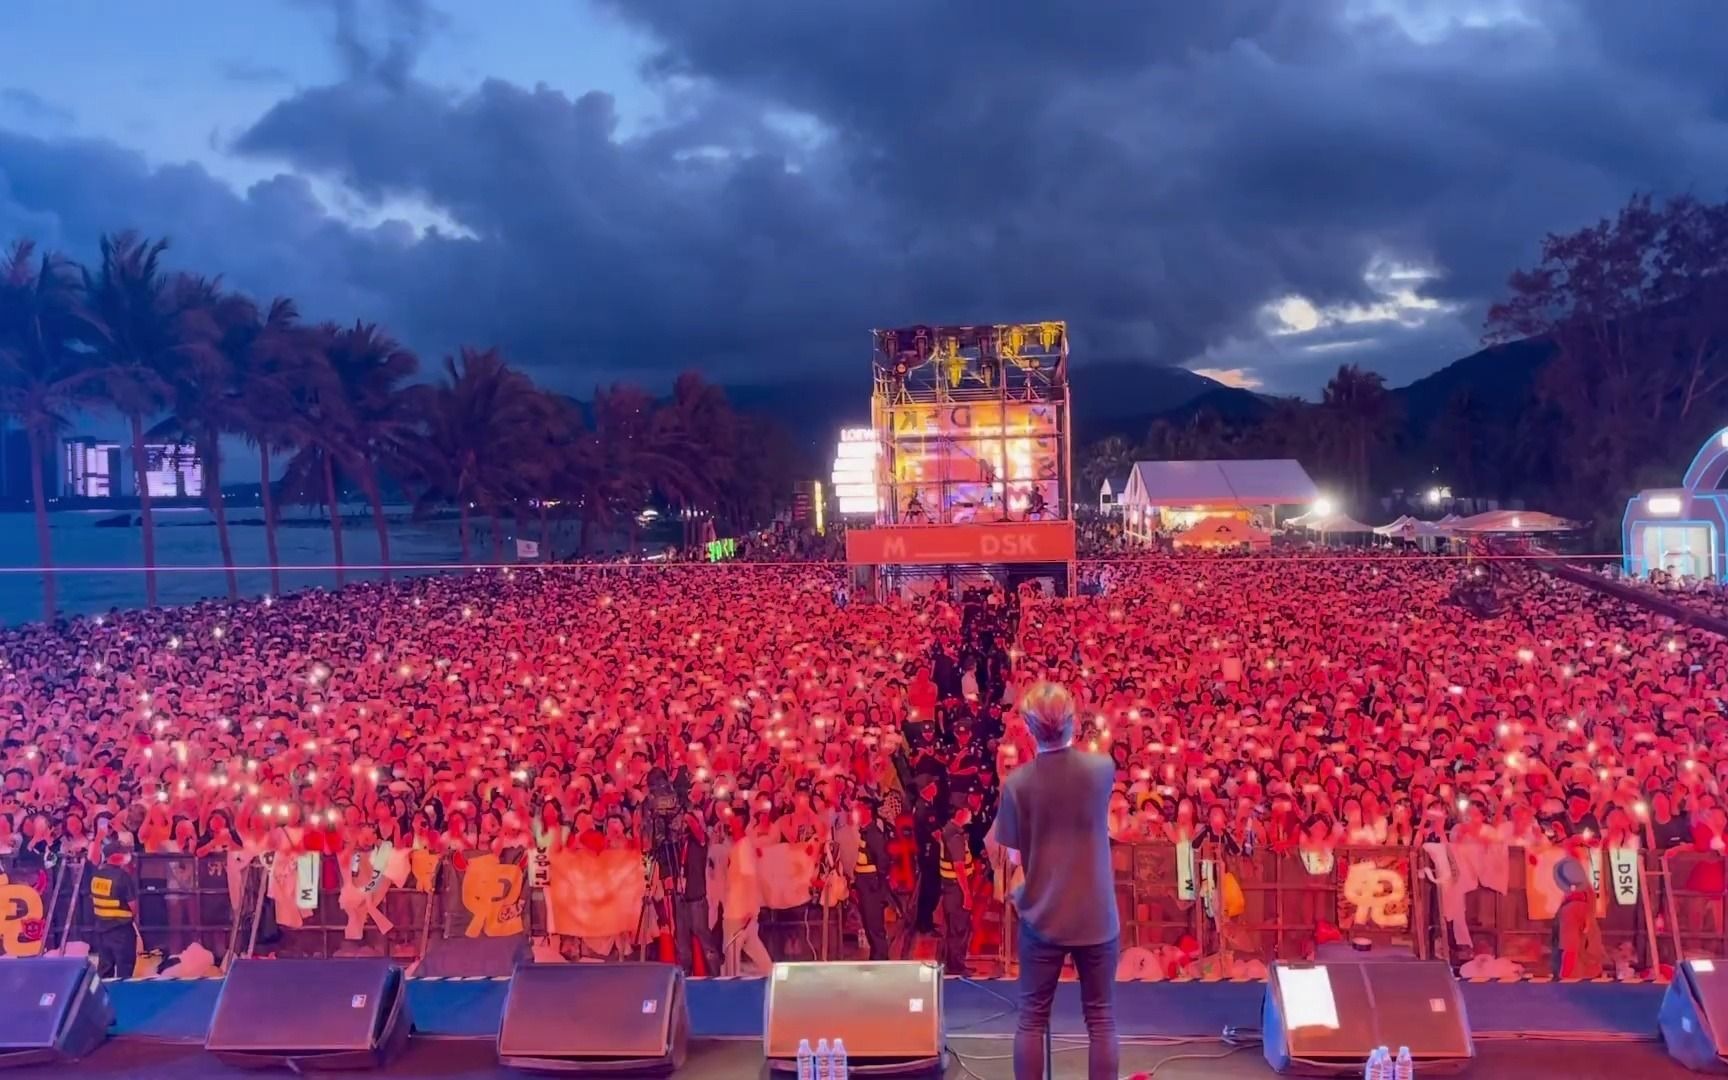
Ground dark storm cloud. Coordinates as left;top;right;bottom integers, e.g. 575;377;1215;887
4;0;1728;395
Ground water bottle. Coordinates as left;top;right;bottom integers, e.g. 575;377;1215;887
1375;1045;1394;1080
1362;1047;1383;1080
832;1038;848;1078
815;1038;832;1080
1395;1045;1413;1080
796;1038;815;1080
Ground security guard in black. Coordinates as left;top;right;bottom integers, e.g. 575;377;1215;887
85;839;139;979
853;794;895;960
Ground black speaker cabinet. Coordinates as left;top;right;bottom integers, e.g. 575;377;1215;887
764;961;944;1076
0;958;113;1068
204;957;412;1070
497;962;689;1074
1262;961;1473;1075
1661;958;1728;1072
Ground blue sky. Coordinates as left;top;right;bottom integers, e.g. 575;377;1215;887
4;0;1727;399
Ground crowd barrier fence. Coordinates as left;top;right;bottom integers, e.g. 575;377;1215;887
2;841;1714;979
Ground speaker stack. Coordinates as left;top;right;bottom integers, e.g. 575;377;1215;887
764;961;945;1075
497;962;689;1074
1262;961;1474;1076
0;957;114;1068
1660;957;1728;1072
204;957;413;1070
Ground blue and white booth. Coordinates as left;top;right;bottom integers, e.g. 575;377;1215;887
1623;428;1728;581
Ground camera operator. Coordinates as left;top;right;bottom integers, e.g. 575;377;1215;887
669;790;719;976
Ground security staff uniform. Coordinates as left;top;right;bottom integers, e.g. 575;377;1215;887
937;816;973;976
86;845;139;979
854;809;895;960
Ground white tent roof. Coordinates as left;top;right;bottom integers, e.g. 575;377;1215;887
1449;510;1577;534
1375;515;1451;538
1123;459;1319;508
1305;512;1375;533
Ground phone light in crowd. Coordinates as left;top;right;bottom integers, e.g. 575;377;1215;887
211;626;224;640
1517;648;1533;663
1635;801;1650;819
1456;798;1469;812
511;769;528;782
1669;639;1680;652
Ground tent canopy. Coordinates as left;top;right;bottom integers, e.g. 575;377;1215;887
1449;510;1577;534
1305;512;1375;533
1123;459;1319;508
1375;515;1451;538
1174;515;1271;548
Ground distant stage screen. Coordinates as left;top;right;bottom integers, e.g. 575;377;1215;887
879;401;1061;523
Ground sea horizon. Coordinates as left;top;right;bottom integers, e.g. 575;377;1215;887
0;506;616;626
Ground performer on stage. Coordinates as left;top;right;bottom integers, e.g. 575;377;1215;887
992;682;1118;1080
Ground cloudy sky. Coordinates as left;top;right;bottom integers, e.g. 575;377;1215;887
3;0;1726;397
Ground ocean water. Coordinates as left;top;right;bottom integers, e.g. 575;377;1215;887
0;507;560;625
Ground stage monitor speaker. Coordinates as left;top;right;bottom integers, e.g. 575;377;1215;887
1262;961;1473;1076
205;957;412;1070
764;961;944;1076
0;957;113;1068
1660;958;1728;1072
496;962;688;1074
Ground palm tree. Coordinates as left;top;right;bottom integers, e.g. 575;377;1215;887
233;299;323;598
592;383;710;555
149;274;239;598
284;323;419;582
1077;435;1135;504
658;372;738;546
79;233;193;608
407;347;545;562
0;241;100;621
1319;364;1397;509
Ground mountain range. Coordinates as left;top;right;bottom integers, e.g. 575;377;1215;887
720;340;1555;464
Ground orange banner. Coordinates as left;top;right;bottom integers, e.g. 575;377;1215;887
846;521;1075;565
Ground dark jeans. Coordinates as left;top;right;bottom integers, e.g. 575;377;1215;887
673;898;719;977
91;922;137;980
1013;919;1117;1080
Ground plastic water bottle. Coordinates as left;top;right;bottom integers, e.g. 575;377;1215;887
815;1038;832;1080
1362;1046;1383;1080
796;1038;815;1080
832;1038;848;1078
1395;1045;1413;1080
1375;1045;1394;1080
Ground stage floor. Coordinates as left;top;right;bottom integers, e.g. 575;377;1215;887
9;975;1688;1078
0;1034;1693;1079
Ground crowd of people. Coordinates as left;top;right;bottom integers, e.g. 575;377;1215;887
2;544;1726;974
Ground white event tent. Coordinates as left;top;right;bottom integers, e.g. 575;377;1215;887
1119;459;1320;540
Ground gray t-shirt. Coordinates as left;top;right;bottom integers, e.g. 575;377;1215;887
994;746;1118;946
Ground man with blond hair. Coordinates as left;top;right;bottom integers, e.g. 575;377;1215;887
992;682;1118;1080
